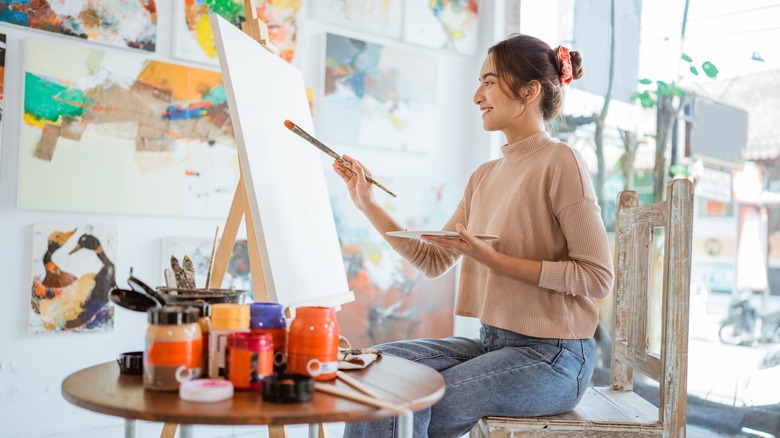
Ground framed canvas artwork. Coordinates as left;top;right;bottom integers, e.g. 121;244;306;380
173;0;300;64
29;224;117;335
310;0;401;38
19;37;239;217
403;0;478;55
319;34;437;153
326;172;461;346
161;236;252;294
0;0;157;51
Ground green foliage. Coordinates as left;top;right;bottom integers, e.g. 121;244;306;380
631;54;718;109
669;163;690;178
702;61;719;78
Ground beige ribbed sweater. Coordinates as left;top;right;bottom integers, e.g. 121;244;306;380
392;131;614;339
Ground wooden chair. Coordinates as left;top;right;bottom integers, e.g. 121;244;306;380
471;179;694;437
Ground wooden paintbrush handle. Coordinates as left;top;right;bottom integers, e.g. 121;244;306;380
313;382;409;414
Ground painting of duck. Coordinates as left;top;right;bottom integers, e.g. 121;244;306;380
29;224;117;334
39;228;78;289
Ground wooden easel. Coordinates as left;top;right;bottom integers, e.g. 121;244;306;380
208;0;278;303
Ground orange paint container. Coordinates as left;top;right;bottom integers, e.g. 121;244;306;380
144;306;203;391
225;332;273;390
287;306;339;381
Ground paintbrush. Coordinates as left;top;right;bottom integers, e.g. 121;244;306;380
182;255;196;289
205;226;219;290
170;256;188;289
283;120;396;198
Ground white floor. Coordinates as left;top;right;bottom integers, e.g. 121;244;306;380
45;421;346;438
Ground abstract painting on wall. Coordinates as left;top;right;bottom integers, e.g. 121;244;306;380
161;236;252;293
0;33;5;172
326;172;461;346
320;34;437;153
310;0;401;38
173;0;300;64
0;0;157;51
19;37;239;217
29;224;117;335
403;0;478;55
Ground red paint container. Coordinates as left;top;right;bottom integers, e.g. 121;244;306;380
249;302;288;373
287;306;339;381
225;332;273;390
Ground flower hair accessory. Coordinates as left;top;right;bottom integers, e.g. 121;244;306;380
556;46;573;86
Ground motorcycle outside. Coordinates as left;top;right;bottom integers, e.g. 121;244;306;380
719;289;780;346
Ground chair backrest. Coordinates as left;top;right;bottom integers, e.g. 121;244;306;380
610;179;694;435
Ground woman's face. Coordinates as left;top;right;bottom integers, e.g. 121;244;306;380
473;55;525;132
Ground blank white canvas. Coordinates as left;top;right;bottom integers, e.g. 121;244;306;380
210;14;352;308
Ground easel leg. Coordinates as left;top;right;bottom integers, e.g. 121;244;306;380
318;423;328;438
211;172;270;302
268;425;287;438
160;423;177;438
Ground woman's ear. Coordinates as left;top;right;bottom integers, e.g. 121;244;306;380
522;81;542;103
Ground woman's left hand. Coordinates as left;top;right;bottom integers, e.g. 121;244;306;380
422;223;497;266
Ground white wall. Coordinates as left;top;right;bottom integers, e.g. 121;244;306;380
0;2;495;437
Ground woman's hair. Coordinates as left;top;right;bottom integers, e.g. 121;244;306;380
488;34;583;120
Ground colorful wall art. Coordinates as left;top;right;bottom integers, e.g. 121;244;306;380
310;0;401;38
19;38;239;217
0;0;157;51
326;173;461;346
161;236;252;293
29;224;117;335
320;34;437;153
403;0;478;55
0;32;5;172
173;0;300;64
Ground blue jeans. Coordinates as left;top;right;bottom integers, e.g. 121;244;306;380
342;324;596;438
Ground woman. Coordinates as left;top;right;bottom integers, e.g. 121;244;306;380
335;34;614;438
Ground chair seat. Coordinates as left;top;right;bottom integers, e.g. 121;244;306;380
472;387;664;437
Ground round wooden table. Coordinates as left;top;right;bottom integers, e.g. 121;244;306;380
62;356;445;438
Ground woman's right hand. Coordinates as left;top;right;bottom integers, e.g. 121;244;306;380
333;155;376;212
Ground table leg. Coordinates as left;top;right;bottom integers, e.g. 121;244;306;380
318;423;327;438
179;424;193;438
268;425;286;438
398;412;413;438
307;423;318;438
124;419;137;438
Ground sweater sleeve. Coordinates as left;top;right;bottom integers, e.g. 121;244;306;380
389;205;464;278
538;147;614;298
538;198;614;298
387;172;481;278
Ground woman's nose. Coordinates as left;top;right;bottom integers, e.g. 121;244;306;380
473;89;482;106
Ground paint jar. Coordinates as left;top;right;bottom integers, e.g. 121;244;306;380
208;303;250;378
144;305;202;391
287;306;339;381
249;302;288;373
225;332;273;390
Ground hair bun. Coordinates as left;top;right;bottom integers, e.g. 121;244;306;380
569;51;584;80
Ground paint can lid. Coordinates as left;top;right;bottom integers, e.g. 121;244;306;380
179;379;234;403
262;374;313;403
117;351;143;375
148;305;200;325
227;332;273;351
211;303;250;329
249;302;286;329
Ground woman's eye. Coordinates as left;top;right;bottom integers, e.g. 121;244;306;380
483;81;494;86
